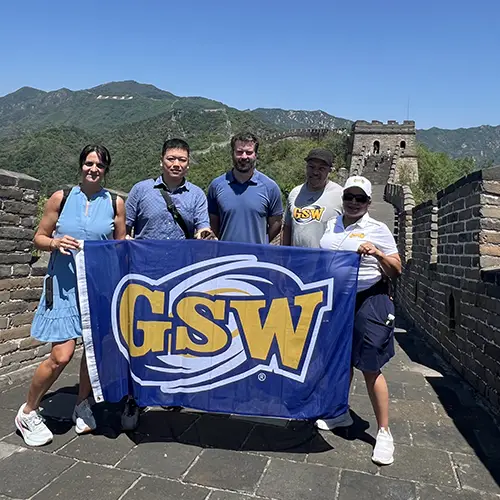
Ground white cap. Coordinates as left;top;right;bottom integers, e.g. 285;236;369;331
343;176;372;197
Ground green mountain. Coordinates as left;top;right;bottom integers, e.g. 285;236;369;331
0;82;200;137
0;80;498;198
0;126;95;193
252;108;352;130
0;81;355;194
0;81;247;138
0;100;284;194
89;81;177;100
0;81;351;140
0;123;349;198
416;125;500;166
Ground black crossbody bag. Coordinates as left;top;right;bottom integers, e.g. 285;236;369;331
156;187;191;239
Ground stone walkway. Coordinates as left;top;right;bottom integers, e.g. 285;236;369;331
0;327;499;500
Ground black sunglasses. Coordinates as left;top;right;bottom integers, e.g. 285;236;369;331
83;161;107;170
343;193;369;203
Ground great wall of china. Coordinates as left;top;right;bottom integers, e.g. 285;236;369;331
0;121;499;415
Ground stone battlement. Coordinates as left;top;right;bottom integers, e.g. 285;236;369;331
386;165;500;411
353;120;416;135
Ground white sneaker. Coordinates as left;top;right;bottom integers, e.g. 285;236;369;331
315;411;354;431
72;399;96;435
372;427;395;465
121;397;140;431
15;403;53;447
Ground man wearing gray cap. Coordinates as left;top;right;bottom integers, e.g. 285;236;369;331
281;148;343;247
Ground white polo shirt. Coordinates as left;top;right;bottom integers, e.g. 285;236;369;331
320;213;398;292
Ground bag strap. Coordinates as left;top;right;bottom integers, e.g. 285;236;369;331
58;187;71;215
156;186;191;239
109;192;117;219
52;187;73;273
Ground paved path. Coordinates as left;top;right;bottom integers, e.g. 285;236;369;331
0;327;499;500
368;184;395;232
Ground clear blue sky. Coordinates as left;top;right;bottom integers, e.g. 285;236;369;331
1;0;499;129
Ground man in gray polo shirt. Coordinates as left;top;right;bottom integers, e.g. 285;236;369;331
207;132;283;244
282;148;342;248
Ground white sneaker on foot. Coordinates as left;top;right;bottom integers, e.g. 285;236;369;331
315;411;353;431
372;427;394;465
72;399;96;435
15;403;53;447
121;397;140;431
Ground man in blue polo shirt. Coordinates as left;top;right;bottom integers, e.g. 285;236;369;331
126;138;212;240
122;138;213;430
207;132;283;244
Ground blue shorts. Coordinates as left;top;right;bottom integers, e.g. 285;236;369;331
352;290;395;373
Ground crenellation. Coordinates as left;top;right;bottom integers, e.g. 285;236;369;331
263;128;344;143
386;156;500;413
483;180;500;195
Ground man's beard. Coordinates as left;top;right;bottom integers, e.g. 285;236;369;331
233;157;256;172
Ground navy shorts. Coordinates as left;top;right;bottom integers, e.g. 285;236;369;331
351;288;395;373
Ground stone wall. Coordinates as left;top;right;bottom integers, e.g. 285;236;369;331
387;166;500;411
263;128;347;143
0;170;49;389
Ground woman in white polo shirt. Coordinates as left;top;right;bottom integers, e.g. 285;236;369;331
319;175;402;466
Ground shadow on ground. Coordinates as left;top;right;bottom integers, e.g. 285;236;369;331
121;408;337;455
31;385;349;456
395;327;500;488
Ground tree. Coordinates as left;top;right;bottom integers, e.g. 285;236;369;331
411;144;476;203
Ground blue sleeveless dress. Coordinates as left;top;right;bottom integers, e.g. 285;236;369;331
31;186;115;342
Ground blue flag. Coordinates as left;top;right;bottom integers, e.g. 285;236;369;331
76;240;359;420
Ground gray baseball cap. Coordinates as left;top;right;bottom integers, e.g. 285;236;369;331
304;148;334;168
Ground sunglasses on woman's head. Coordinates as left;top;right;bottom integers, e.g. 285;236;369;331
343;193;369;203
83;161;107;170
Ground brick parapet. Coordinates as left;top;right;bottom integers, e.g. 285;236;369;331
387;165;500;411
352;120;416;135
0;170;49;388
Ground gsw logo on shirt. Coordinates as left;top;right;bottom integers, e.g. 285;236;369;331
293;205;326;224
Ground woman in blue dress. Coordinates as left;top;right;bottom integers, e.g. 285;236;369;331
15;145;126;447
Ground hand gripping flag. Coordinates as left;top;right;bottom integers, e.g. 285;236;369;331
76;240;360;420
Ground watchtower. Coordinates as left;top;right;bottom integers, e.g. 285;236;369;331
347;120;418;183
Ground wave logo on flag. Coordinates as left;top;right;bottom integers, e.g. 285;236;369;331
110;254;333;393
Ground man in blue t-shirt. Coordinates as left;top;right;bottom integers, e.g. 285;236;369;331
207;133;283;244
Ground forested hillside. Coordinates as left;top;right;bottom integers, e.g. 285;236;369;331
0;124;349;197
0;80;496;199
